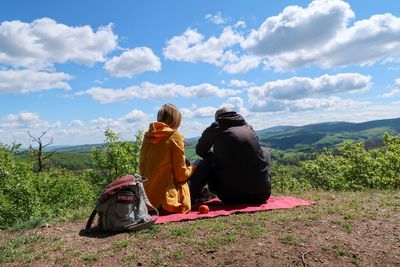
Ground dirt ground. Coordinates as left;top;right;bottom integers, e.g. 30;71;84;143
1;190;399;266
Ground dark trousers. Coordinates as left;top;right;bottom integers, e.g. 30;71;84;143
189;150;272;205
189;152;217;204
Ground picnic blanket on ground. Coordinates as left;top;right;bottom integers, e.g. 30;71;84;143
154;196;316;224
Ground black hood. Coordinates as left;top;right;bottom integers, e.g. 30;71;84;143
216;111;246;127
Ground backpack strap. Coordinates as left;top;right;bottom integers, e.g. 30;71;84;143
85;209;97;230
135;174;159;219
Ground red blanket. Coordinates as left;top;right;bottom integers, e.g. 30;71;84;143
154;196;316;224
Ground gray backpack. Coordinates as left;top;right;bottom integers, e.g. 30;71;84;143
85;174;158;232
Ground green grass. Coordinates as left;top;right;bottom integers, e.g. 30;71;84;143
278;233;298;245
0;234;46;263
81;252;99;262
331;244;349;257
1;190;399;266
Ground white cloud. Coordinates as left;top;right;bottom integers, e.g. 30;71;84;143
222;97;250;117
70;120;84;127
181;106;217;119
243;0;400;71
205;12;227;25
79;82;240;103
104;47;161;78
0;69;71;93
234;21;246;29
228;79;254;88
120;109;151;123
1;112;49;129
0;108;152;146
244;0;353;56
222;54;262;74
0;17;117;69
382;78;400;98
248;73;372;111
163;27;243;66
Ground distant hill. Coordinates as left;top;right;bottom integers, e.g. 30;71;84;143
48;117;400;153
257;117;400;150
48;143;104;153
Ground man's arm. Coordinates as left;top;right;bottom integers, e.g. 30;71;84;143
196;122;217;158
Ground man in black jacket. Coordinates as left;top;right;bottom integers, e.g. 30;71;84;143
190;108;271;205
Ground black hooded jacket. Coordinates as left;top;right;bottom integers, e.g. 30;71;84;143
196;111;271;203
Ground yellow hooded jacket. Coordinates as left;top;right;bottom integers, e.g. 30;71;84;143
139;122;193;213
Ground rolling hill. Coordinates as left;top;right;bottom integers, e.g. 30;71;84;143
257;117;400;150
49;117;400;153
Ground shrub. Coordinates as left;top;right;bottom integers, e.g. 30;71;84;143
0;146;95;228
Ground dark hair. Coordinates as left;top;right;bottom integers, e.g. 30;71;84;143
157;103;182;130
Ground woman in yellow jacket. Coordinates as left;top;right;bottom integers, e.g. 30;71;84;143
139;103;194;214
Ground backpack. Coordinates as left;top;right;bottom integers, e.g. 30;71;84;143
85;174;158;232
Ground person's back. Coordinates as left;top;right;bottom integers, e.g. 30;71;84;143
196;111;271;204
140;103;193;213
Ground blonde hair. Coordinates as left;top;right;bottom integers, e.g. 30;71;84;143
157;103;182;130
215;107;230;121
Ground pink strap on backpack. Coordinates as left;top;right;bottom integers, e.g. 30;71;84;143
98;175;137;203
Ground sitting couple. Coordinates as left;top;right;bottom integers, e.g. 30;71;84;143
139;103;271;214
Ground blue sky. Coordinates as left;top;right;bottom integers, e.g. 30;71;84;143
1;0;400;146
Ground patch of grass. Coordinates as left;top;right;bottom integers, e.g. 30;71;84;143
395;234;400;242
113;238;130;251
170;248;184;260
151;248;166;266
0;234;46;263
81;252;98;262
245;225;267;239
278;233;298;245
341;222;352;234
122;249;139;262
10;218;46;231
166;225;193;238
332;244;349;257
379;199;400;207
65;247;81;257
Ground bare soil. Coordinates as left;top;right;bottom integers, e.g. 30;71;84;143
1;190;399;266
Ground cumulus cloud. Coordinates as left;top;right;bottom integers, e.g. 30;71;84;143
0;69;71;93
243;0;400;71
70;120;84;127
104;47;161;78
244;0;353;55
163;27;243;66
222;97;250;117
0;17;117;69
234;21;246;29
0;112;53;130
382;78;400;98
222;54;262;74
79;82;240;103
205;12;227;25
0;108;152;146
228;79;254;88
120;109;151;123
181;106;217;119
248;73;372;111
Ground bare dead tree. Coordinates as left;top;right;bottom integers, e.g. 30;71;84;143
28;129;56;172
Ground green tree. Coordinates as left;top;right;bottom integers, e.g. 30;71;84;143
91;128;143;187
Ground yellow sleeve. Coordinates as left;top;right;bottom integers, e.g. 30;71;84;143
170;131;193;183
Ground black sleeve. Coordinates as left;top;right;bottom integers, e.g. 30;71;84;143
196;122;218;158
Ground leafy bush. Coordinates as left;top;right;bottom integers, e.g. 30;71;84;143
0;146;95;228
271;164;311;193
300;133;400;191
90;129;143;188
